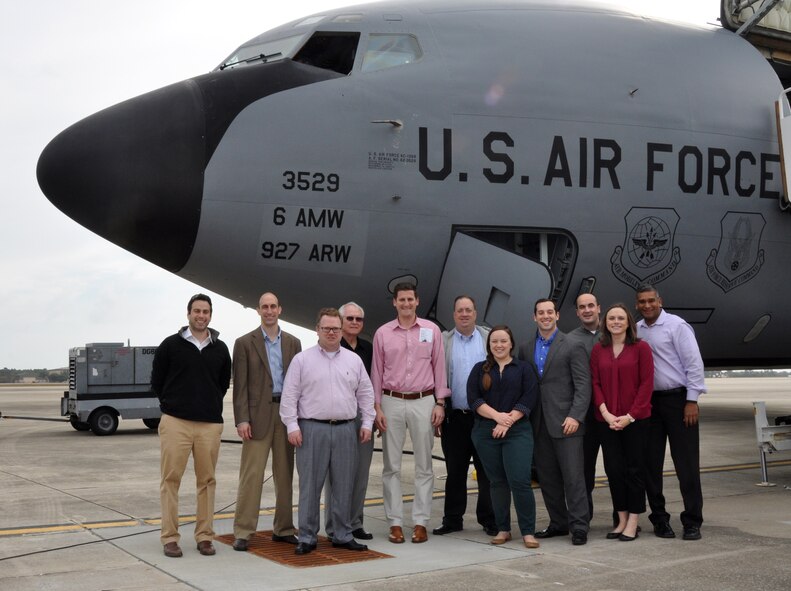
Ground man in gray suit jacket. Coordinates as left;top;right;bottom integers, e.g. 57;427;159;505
518;298;591;545
231;292;302;551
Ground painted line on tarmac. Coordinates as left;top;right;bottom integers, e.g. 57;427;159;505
2;459;790;538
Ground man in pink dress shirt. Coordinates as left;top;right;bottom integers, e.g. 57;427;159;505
280;308;375;555
371;282;449;544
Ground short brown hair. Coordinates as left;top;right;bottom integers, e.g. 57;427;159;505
188;293;212;313
315;307;341;325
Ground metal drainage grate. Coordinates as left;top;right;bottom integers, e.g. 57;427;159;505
215;530;393;568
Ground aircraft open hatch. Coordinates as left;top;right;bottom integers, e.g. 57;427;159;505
435;229;576;334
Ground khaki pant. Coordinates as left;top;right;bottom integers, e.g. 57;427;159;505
159;413;223;545
233;408;295;540
381;394;435;526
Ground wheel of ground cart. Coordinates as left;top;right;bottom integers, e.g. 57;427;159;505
89;408;119;436
143;418;161;430
69;415;90;431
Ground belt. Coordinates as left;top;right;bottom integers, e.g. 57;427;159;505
272;395;281;403
451;408;472;414
653;387;686;395
383;389;434;400
304;418;353;425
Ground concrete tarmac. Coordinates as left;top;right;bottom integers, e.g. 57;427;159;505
1;378;790;591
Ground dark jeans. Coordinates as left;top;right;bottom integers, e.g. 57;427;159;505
472;418;535;536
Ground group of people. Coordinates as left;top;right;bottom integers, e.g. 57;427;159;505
149;281;705;559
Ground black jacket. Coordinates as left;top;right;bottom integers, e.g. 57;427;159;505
151;327;232;423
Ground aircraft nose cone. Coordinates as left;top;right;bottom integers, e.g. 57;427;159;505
37;80;205;272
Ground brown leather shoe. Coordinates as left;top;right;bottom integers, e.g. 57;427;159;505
388;525;405;544
163;542;182;557
411;525;428;544
197;540;216;556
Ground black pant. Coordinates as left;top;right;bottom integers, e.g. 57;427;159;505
645;390;703;528
599;419;649;514
439;409;495;529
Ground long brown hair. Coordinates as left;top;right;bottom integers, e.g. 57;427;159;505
481;325;515;390
599;303;639;346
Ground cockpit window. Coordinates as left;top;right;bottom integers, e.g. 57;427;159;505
361;34;422;73
293;32;360;75
219;34;304;70
332;14;363;23
295;16;325;27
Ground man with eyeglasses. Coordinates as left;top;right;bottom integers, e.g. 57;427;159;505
280;308;375;555
372;282;449;544
324;302;375;541
151;293;231;558
231;292;302;551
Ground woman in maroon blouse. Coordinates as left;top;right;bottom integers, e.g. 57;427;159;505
590;303;654;541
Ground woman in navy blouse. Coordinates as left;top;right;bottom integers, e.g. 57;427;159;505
468;325;540;548
590;304;654;541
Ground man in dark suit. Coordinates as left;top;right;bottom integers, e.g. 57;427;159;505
231;292;302;551
519;298;591;545
566;292;615;525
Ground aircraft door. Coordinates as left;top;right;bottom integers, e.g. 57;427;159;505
436;231;555;343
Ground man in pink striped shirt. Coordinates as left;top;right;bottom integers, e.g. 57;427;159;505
371;283;450;544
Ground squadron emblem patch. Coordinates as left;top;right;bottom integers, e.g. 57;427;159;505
705;211;765;292
611;207;681;289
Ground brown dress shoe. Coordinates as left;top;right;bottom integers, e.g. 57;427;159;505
197;540;216;556
412;525;428;543
163;542;182;558
388;525;405;544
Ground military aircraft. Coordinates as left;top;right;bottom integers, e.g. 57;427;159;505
36;0;791;367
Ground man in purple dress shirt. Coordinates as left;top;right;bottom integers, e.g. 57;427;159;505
636;284;705;541
280;308;375;555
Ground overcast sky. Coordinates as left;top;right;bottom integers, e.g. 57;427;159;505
1;0;718;369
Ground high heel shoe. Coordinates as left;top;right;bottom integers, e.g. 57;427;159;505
490;532;512;545
606;530;624;540
618;531;639;541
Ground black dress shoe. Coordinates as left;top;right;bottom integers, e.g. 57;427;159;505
618;532;638;541
652;521;676;539
535;526;569;539
682;526;702;540
272;533;299;544
432;524;462;535
571;530;588;545
606;531;622;540
332;539;368;551
232;538;248;551
352;528;373;540
294;542;317;555
483;525;499;536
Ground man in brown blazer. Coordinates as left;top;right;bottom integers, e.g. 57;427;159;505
232;292;302;550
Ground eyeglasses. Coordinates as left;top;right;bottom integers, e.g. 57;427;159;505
345;316;364;323
319;327;342;334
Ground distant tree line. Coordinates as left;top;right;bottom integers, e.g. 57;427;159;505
0;368;68;383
